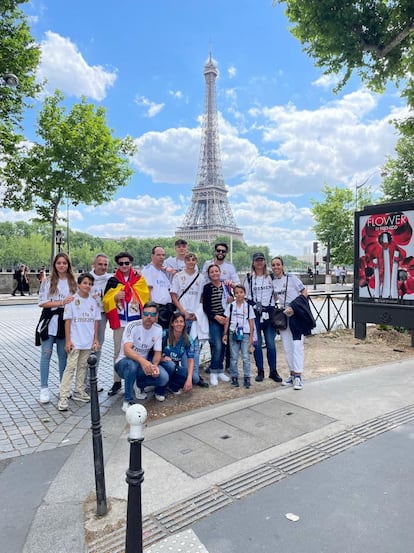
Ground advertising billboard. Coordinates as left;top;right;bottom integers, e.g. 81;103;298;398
354;200;414;341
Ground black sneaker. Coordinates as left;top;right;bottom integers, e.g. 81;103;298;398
231;377;239;387
197;377;209;388
108;381;122;396
269;372;283;383
244;377;251;389
255;372;264;382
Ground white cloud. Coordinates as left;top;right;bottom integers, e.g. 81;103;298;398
312;73;343;88
84;195;183;238
38;31;117;100
135;95;165;118
228;65;237;78
169;90;183;99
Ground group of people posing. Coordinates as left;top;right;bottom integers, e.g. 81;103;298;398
36;239;315;413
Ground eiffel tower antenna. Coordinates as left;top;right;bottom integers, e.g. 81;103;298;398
176;54;243;243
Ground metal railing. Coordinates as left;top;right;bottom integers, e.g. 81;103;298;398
307;290;353;332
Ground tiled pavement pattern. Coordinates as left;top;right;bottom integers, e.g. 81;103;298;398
0;304;118;461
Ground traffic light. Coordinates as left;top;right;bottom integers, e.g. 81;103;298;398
313;241;318;254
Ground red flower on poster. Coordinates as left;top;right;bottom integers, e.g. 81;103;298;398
359;211;413;299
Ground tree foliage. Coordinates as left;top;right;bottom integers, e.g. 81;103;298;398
311;185;359;265
0;1;42;150
275;1;414;110
381;132;414;201
0;223;309;274
1;90;137;262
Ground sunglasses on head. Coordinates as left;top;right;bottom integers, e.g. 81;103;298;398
143;311;157;317
118;261;131;266
216;249;227;254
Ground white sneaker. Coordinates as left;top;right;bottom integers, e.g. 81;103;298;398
155;394;165;402
293;376;303;390
39;388;50;404
210;373;218;386
133;382;147;400
218;373;230;383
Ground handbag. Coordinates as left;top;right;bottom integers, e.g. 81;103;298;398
270;274;289;331
271;307;287;330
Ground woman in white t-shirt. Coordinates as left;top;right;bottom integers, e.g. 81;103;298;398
37;253;77;404
271;256;308;391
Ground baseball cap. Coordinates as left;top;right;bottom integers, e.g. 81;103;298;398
252;252;265;261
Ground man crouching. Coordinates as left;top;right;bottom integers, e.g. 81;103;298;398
115;301;169;411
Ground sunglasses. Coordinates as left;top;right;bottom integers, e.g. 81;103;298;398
118;261;131;266
143;311;157;317
97;263;108;266
216;249;227;254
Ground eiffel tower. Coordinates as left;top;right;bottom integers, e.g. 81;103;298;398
176;54;243;243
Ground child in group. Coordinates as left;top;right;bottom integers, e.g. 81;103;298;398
223;284;255;388
58;273;101;411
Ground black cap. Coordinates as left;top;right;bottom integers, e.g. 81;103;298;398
252;252;265;261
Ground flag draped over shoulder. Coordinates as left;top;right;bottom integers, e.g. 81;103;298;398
103;269;150;329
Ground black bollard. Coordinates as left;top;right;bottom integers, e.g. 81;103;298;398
125;404;147;553
88;352;108;516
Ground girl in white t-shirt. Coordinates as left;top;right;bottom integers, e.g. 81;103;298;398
37;253;77;404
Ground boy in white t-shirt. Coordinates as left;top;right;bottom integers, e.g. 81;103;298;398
58;273;101;411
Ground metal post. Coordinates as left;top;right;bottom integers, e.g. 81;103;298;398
313;252;317;290
88;352;107;516
125;405;147;553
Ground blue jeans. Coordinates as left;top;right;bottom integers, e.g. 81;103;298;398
208;320;225;373
229;333;251;378
253;317;277;373
115;358;169;400
185;320;201;383
160;360;188;392
40;336;67;388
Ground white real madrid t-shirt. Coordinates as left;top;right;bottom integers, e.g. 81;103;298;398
63;293;101;349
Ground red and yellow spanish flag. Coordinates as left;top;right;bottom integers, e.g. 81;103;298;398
103;270;150;329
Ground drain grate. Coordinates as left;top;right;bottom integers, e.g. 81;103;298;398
270;446;330;474
153;488;232;533
313;431;365;455
87;517;167;553
219;464;286;499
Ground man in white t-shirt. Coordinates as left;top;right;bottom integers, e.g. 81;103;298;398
115;301;169;411
171;252;208;388
142;245;173;329
89;253;111;391
202;242;240;286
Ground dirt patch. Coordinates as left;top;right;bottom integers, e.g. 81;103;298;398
144;326;413;423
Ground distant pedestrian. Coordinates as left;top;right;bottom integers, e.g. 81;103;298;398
37;266;46;284
57;273;101;411
223;284;255;388
22;265;30;294
36;253;77;404
340;266;347;285
11;264;25;296
334;265;341;284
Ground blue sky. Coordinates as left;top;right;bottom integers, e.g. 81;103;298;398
2;0;407;257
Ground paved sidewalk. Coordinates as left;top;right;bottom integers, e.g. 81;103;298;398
1;302;413;553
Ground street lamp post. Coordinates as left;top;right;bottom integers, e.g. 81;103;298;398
354;170;379;211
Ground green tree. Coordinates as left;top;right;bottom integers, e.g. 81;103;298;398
1;90;137;263
274;1;414;111
0;1;42;150
381;132;414;201
311;185;356;265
